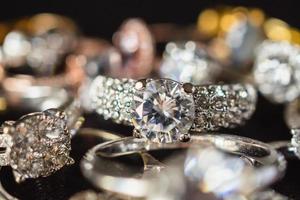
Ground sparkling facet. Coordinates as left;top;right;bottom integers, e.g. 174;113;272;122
132;79;195;143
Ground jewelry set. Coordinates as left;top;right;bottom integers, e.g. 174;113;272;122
0;7;299;200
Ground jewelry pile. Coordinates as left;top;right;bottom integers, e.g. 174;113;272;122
0;7;299;200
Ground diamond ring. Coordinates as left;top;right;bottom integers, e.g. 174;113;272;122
0;100;83;182
253;40;300;103
268;97;300;159
89;75;256;143
81;133;286;198
159;41;221;85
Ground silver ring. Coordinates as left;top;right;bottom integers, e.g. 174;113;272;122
0;99;84;182
81;133;286;198
89;76;256;143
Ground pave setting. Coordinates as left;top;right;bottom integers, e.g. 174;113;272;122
131;79;195;143
2;109;73;182
89;76;135;124
192;84;256;131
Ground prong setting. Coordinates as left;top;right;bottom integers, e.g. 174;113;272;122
133;128;142;138
179;133;191;142
182;82;195;94
135;79;147;90
2;121;15;135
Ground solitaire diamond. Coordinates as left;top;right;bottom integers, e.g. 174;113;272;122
3;109;73;182
132;79;195;143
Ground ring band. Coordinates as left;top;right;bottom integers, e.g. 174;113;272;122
89;75;256;143
81;133;286;197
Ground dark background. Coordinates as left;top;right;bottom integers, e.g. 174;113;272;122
0;0;300;199
0;0;299;40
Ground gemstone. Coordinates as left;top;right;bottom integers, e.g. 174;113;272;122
4;109;73;182
159;41;221;85
132;79;195;143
